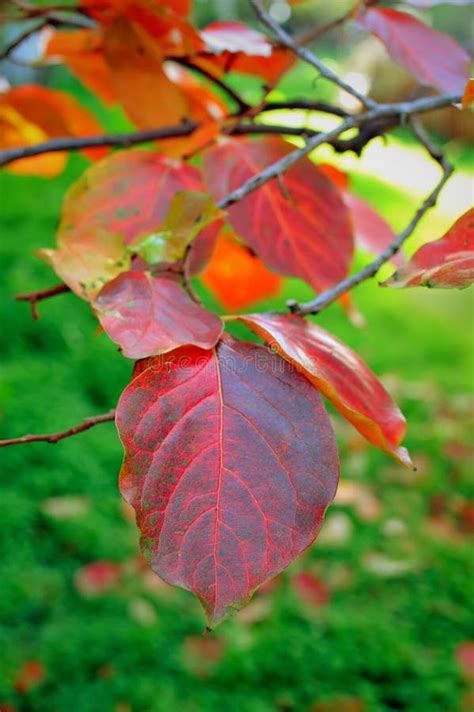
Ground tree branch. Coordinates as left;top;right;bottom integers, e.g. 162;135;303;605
0;409;116;447
249;0;377;110
288;155;454;315
296;6;355;46
15;282;71;320
0;92;459;169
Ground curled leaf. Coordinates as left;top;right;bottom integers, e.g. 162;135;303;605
232;313;411;466
382;208;474;289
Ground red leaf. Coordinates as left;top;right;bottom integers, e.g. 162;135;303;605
14;661;45;694
201;21;273;56
198;21;293;83
381;208;474;289
116;338;339;624
355;6;470;94
456;641;474;680
232;313;411;466
201;230;283;310
292;571;331;607
203;137;354;293
95;272;223;358
74;560;122;596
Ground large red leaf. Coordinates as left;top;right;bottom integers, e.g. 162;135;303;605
355;7;470;94
232;313;411;466
202;137;354;293
95;272;223;358
116;337;339;624
381;208;474;289
43;149;217;297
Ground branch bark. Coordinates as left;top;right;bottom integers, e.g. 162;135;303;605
15;282;71;320
0;409;116;447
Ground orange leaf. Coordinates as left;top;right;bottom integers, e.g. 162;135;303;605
102;18;190;129
0;84;105;175
44;28;116;105
201;230;283;311
462;78;474;109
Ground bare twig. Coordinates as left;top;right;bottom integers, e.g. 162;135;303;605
249;0;377;110
0;409;116;447
288;157;454;315
260;100;349;117
15;282;71;320
296;6;356;46
174;57;250;112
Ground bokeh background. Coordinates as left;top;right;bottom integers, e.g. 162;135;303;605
1;1;473;710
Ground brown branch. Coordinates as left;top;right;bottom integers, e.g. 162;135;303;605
15;283;71;320
260;100;349;117
288;156;454;315
249;0;377;110
0;409;116;447
0;92;459;170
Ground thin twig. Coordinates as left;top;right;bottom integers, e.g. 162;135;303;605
249;0;377;110
288;158;454;315
260;100;349;117
0;409;116;447
296;6;355;46
15;282;71;320
174;57;250;112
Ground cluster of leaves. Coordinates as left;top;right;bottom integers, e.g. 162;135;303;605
0;0;473;626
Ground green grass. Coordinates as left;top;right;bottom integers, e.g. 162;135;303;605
1;137;473;712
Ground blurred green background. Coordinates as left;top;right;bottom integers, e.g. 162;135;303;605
1;2;474;711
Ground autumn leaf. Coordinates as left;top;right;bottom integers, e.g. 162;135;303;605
41;227;129;300
462;78;474;109
116;337;339;625
355;6;470;94
231;313;411;466
381;208;474;289
95;272;223;358
196;21;294;83
203;137;354;293
130;191;223;265
14;661;45;694
74;561;122;596
201;230;283;310
0;84;105;176
43;29;116;106
43;150;215;297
